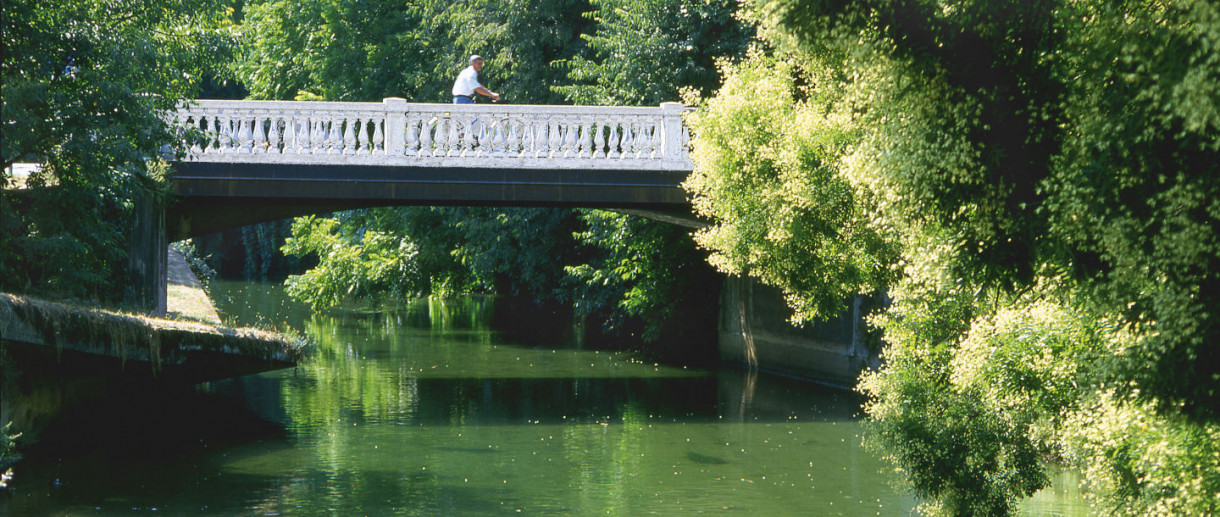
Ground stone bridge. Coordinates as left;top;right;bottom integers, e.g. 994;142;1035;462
167;98;693;240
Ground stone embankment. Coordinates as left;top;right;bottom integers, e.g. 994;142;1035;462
0;248;302;383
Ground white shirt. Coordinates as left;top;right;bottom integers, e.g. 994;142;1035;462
452;66;482;96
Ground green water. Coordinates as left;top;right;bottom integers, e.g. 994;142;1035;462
4;280;1088;515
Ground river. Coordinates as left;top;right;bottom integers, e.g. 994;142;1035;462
4;280;1087;515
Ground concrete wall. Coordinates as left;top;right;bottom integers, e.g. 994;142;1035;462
718;276;878;388
126;187;167;315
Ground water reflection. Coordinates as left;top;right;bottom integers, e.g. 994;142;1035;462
4;280;1086;515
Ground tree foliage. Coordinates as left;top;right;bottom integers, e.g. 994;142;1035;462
1;0;237;301
684;53;896;322
688;0;1219;513
558;0;753;105
238;0;593;103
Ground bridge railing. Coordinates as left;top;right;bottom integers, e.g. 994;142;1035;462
170;98;691;171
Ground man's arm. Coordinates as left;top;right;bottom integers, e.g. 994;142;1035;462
474;86;500;101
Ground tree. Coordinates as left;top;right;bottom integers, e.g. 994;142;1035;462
688;0;1220;513
1;0;237;301
684;53;896;322
239;0;448;101
558;0;753;106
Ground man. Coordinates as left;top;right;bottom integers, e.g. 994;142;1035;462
452;55;500;104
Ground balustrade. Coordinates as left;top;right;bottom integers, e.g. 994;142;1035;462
171;98;691;171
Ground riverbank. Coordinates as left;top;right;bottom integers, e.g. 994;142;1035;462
1;291;301;382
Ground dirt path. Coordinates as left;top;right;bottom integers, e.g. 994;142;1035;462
166;247;221;324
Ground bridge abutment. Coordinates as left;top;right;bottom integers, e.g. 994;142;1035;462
126;186;167;316
719;276;879;388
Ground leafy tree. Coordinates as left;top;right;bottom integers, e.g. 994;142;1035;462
436;0;593;104
565;210;718;346
239;0;449;101
688;0;1219;513
684;53;896;322
1;0;237;301
281;207;585;309
239;0;593;103
558;0;753;106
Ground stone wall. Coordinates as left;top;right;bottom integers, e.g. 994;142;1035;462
718;276;878;388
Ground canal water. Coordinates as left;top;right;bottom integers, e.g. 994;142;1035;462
4;280;1087;515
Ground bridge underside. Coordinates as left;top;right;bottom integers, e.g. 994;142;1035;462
169;162;693;240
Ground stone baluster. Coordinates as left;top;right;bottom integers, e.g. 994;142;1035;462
483;118;496;156
293;114;308;155
213;116;224;153
187;115;203;154
570;118;583;158
490;117;504;156
470;116;485;157
252;114;268;154
633;122;648;159
526;118;541;158
311;118;325;154
357;117;370;154
582;119;595;158
651;120;664;159
287;113;300;154
619;121;634;160
606;119;621;159
436;116;450;157
328;115;343;154
559;117;574;158
547;118;562;158
420;116;435;157
267;114;282;154
342;116;356;155
574;120;586;158
436;115;449;156
214;116;224;153
404;115;419;156
196;113;210;153
236;116;252;153
372;117;384;155
531;119;546;158
593;121;606;159
505;118;519;157
443;117;458;157
641;120;655;159
462;116;478;157
492;116;503;156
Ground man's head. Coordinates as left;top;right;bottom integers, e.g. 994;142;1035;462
469;55;483;72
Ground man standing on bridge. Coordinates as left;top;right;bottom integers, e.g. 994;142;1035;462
452;55;500;104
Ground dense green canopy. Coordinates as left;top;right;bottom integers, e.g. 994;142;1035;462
1;0;236;301
685;0;1219;514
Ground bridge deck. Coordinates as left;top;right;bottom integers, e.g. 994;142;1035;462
167;99;694;239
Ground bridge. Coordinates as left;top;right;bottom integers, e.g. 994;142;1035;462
167;98;694;240
139;99;870;386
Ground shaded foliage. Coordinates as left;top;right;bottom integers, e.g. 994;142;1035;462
689;0;1219;513
1;0;237;303
558;0;753;106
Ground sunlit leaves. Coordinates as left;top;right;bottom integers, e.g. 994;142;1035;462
696;0;1219;513
684;53;896;322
